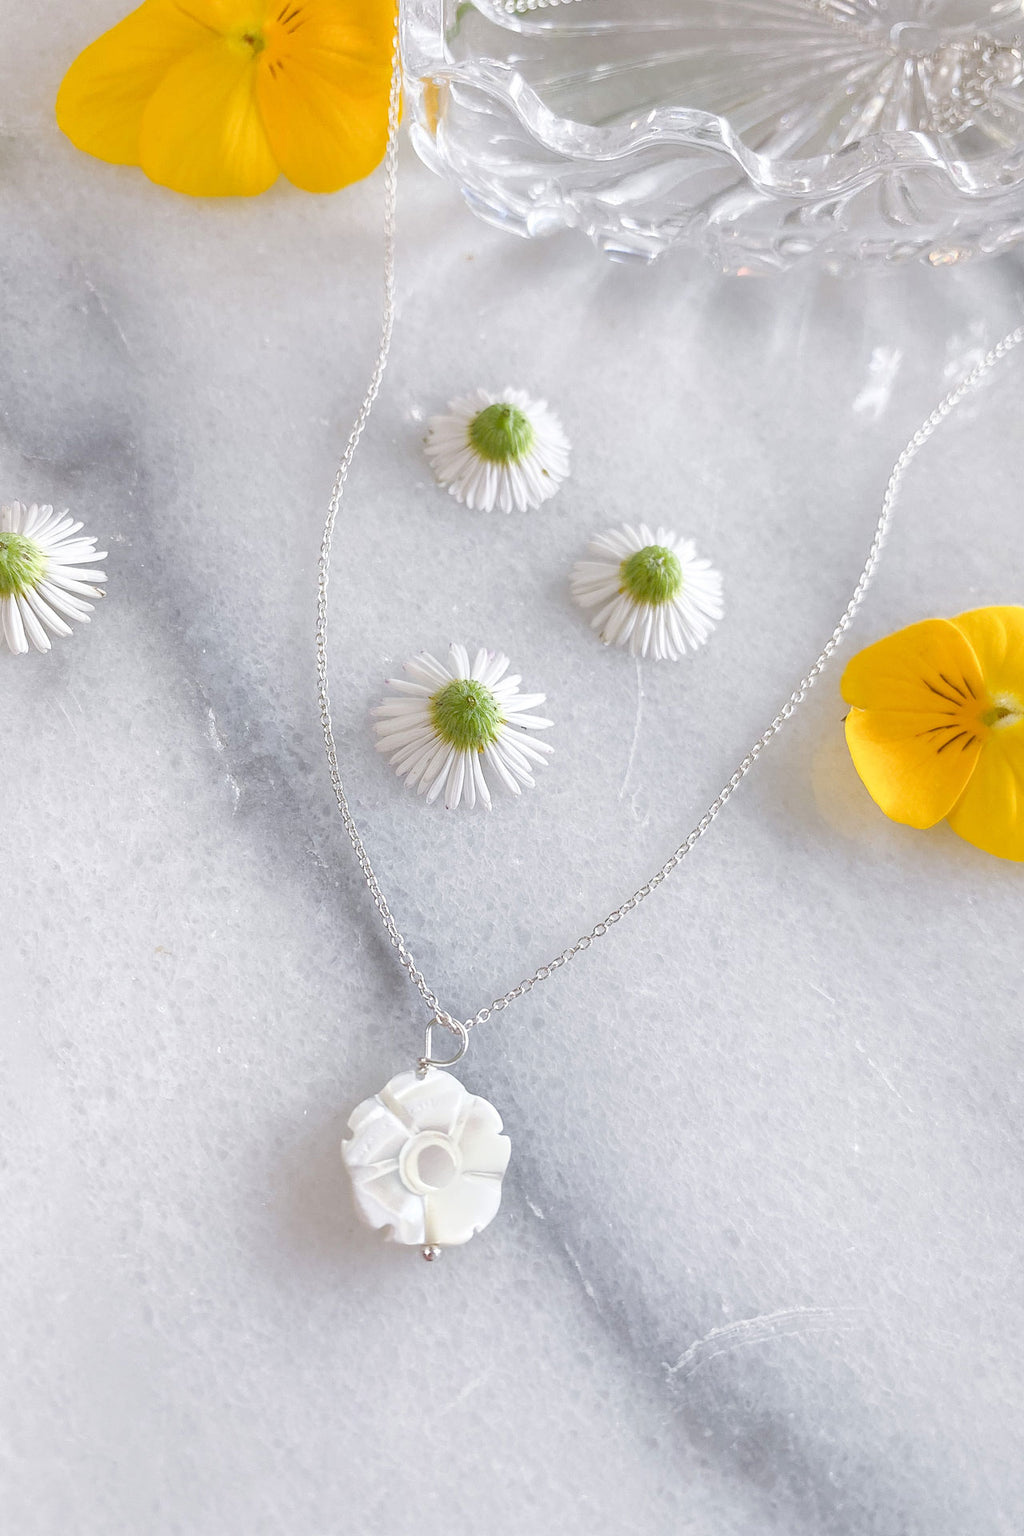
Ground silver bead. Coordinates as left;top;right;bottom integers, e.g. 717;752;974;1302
421;1245;443;1262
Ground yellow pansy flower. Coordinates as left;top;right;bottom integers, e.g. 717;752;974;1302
56;0;395;197
841;606;1024;861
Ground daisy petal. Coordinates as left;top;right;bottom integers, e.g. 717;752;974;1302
446;752;467;811
471;751;492;812
2;598;29;656
16;596;51;653
406;652;452;688
448;642;471;679
483;742;522;796
425;749;456;805
36;582;95;622
23;587;73;639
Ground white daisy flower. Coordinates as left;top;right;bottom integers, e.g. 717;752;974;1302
372;643;554;810
570;522;723;662
424;386;571;513
0;501;107;656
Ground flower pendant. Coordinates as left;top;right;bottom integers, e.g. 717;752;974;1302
342;1068;511;1258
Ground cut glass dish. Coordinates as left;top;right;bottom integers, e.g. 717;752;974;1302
402;0;1024;270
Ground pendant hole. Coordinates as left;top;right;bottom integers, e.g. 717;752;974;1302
413;1143;458;1191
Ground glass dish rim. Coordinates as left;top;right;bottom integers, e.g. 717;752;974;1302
401;0;1024;200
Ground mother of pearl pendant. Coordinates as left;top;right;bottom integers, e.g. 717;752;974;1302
342;1067;511;1256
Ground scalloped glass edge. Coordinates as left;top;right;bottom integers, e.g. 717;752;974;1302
401;0;1024;269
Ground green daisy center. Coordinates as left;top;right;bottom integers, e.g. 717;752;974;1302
430;678;504;752
467;403;535;465
619;544;683;607
0;531;46;599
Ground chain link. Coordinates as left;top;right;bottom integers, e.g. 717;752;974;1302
316;10;1024;1039
317;16;449;1026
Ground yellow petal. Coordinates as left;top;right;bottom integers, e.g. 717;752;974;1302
841;617;985;715
844;706;982;828
254;0;395;194
951;605;1024;700
138;36;279;196
947;723;1024;860
841;619;988;829
945;606;1024;860
56;0;212;165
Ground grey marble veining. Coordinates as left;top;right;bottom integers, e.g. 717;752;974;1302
2;9;1024;1534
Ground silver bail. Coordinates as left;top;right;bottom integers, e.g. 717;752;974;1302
417;1015;469;1075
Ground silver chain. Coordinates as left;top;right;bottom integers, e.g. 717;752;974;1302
316;11;1024;1040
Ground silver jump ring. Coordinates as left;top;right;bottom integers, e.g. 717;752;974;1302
418;1018;469;1074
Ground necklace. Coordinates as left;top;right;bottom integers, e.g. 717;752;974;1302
320;15;1024;1259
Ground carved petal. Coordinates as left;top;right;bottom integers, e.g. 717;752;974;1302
342;1069;511;1248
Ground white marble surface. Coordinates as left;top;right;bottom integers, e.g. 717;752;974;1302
3;9;1024;1534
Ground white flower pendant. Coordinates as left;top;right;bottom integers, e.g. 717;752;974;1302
342;1068;511;1258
